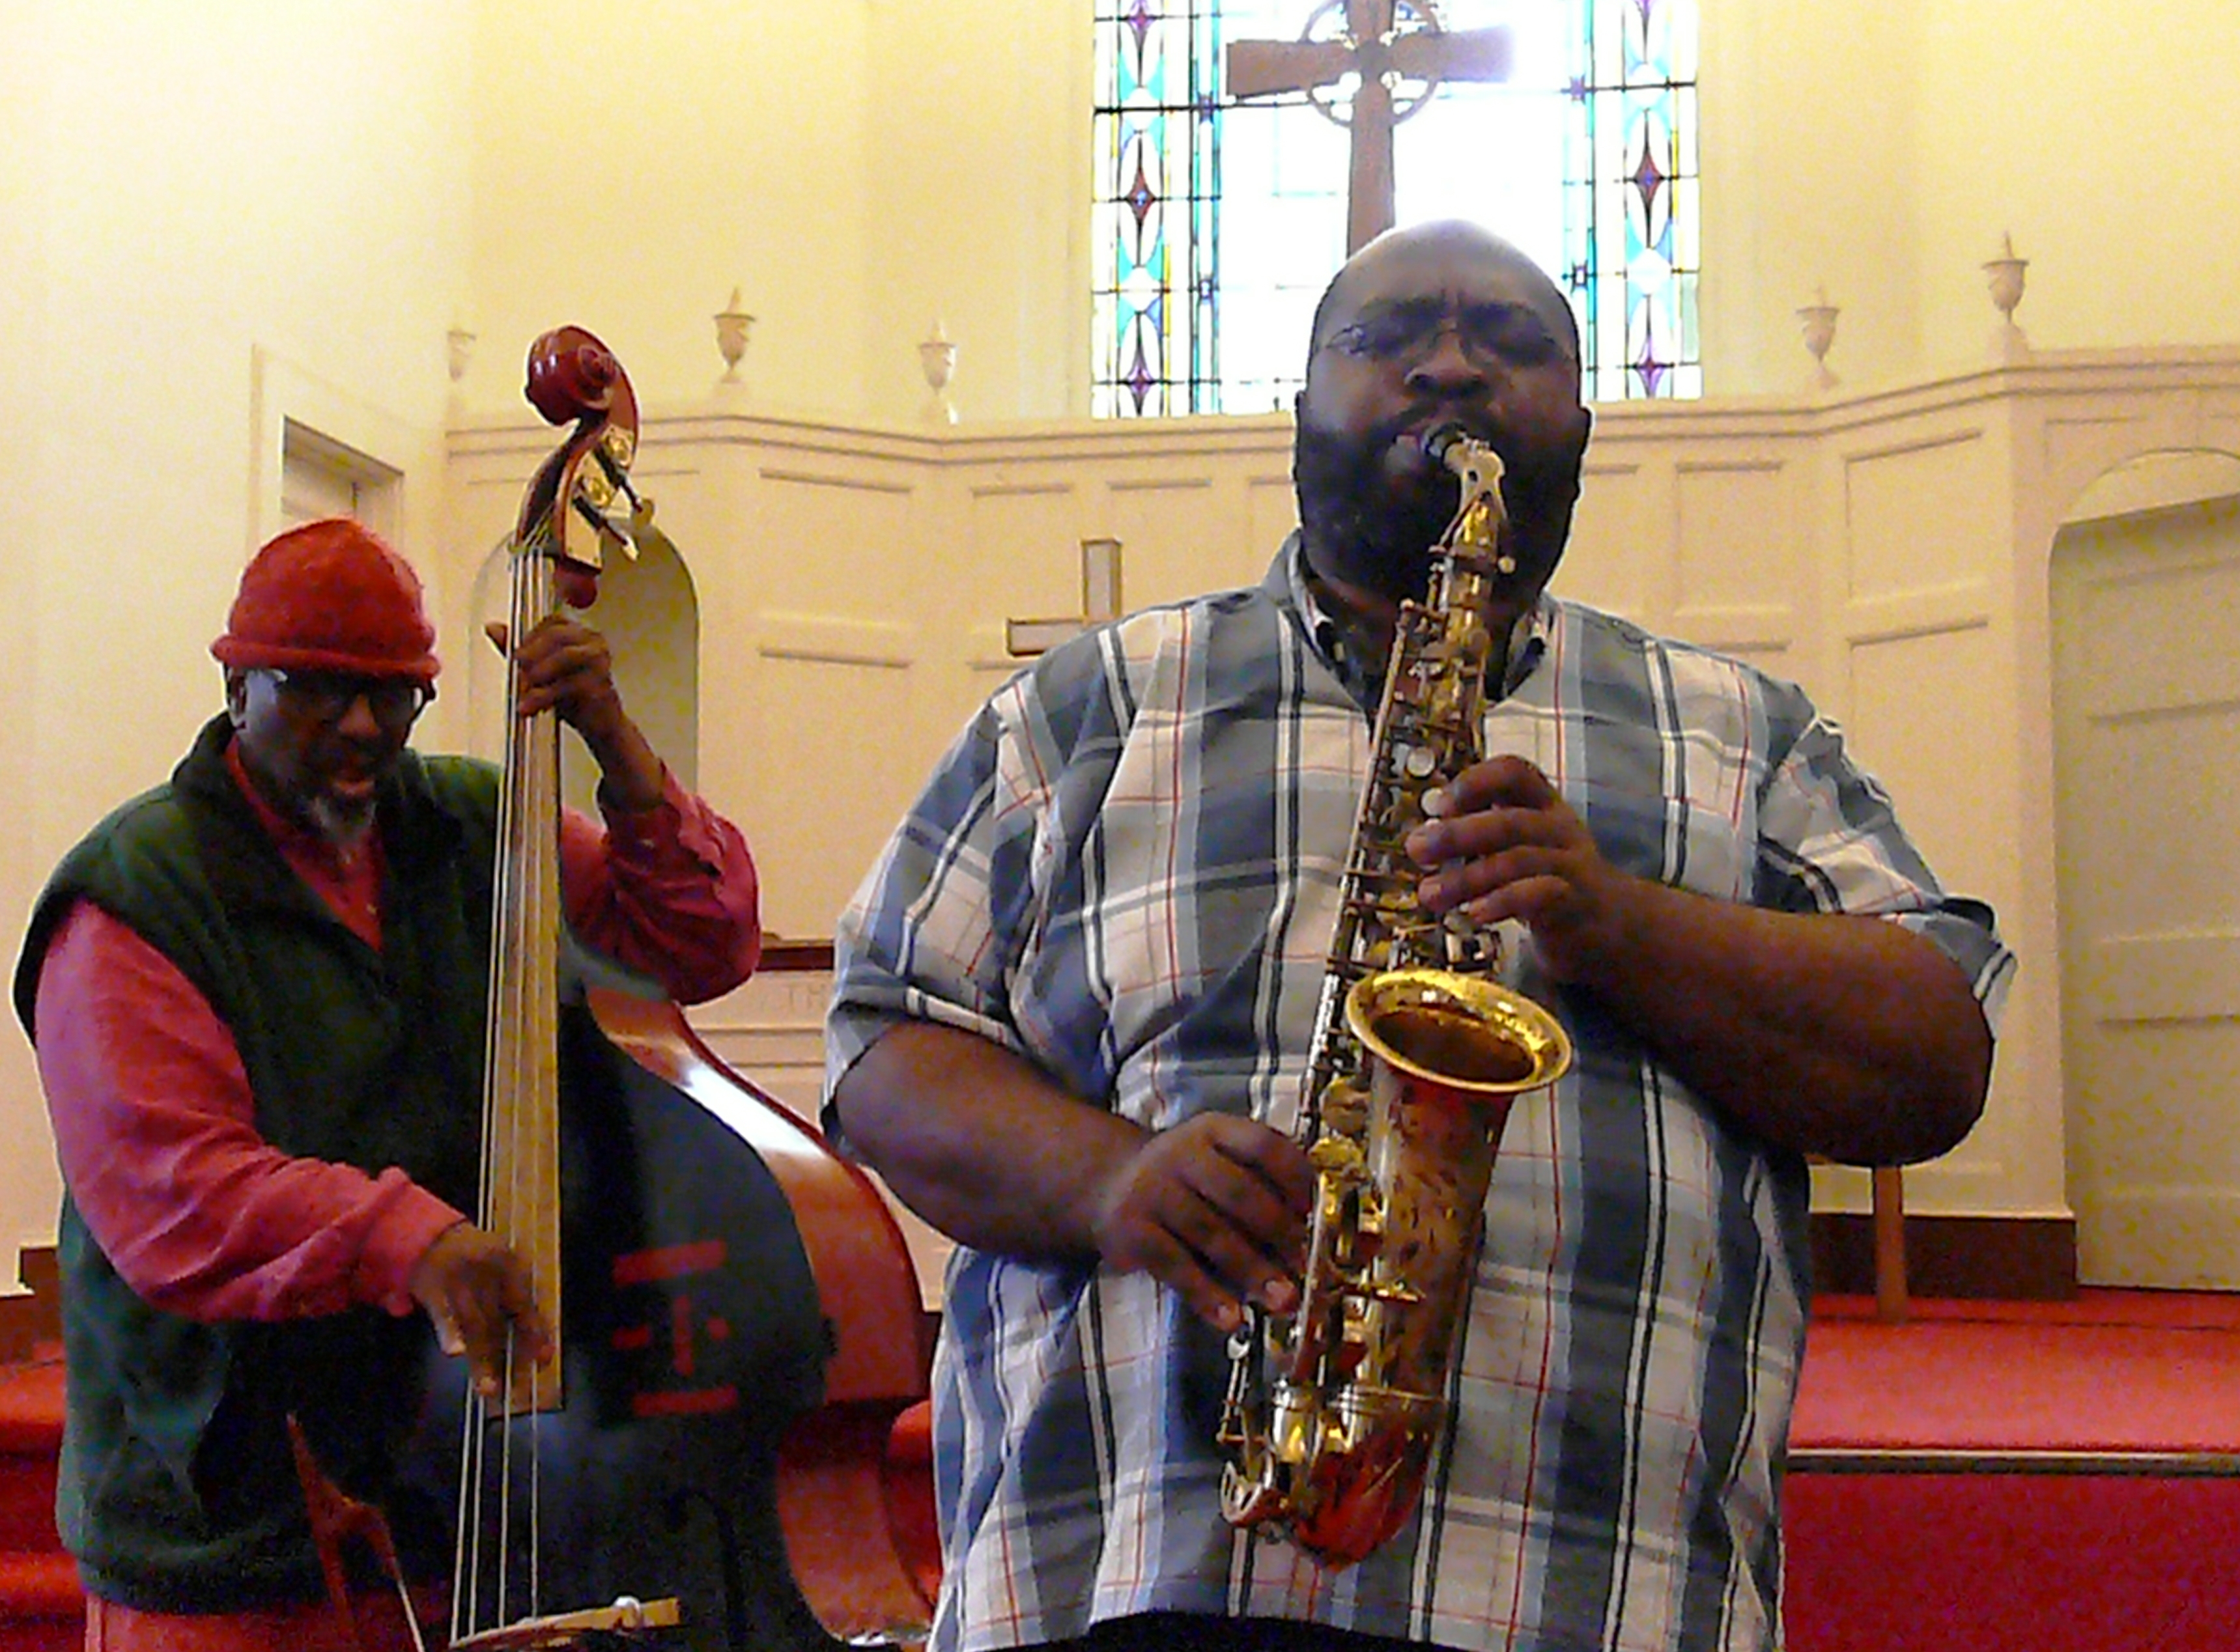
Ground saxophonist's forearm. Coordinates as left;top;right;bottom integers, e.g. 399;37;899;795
832;1020;1145;1259
1574;879;1992;1165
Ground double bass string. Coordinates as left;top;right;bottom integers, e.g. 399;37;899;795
456;532;564;1645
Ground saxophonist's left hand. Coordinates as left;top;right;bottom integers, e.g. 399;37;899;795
1404;753;1632;987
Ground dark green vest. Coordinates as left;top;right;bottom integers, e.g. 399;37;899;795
13;714;499;1611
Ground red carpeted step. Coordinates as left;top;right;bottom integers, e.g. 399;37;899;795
0;1552;80;1652
1785;1470;2240;1652
0;1360;78;1652
0;1555;77;1618
0;1457;56;1563
0;1361;64;1455
0;1361;64;1558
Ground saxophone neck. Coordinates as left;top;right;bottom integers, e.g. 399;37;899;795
1429;427;1516;580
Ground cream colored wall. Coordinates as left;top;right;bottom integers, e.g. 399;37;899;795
1706;0;2240;396
455;0;878;428
3;1;475;1269
1;6;58;1293
1699;0;1925;392
862;1;1088;425
453;0;1082;430
1910;4;2237;371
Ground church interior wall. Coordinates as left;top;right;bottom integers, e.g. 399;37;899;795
0;0;55;1307
446;0;2240;421
1908;3;2235;371
8;0;2240;1284
860;0;1090;427
2;1;476;1270
459;0;879;430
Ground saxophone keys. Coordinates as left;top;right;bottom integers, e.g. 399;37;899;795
1309;1135;1365;1177
1363;1278;1425;1307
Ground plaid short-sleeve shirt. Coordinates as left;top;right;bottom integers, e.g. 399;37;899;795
827;544;2013;1652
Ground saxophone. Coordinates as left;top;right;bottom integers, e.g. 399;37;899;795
1215;426;1573;1567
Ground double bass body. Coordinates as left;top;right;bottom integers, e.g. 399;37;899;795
402;988;932;1652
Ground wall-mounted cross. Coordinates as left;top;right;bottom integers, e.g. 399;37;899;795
1006;537;1124;658
1227;0;1514;255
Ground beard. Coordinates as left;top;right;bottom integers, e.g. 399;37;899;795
1293;409;1585;608
305;791;378;852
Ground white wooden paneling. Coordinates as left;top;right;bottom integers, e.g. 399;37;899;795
434;352;2240;1238
753;468;921;624
1843;428;1997;598
1674;457;1798;651
1848;625;2002;889
1559;458;1670;627
1099;473;1228;609
969;481;1083;626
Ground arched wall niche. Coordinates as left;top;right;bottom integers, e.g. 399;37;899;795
467;529;702;813
2045;443;2240;1289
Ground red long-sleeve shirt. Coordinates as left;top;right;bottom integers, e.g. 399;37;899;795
33;748;761;1325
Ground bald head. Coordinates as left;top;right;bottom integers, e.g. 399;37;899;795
1307;219;1581;372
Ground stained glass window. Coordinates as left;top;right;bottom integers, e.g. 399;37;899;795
1092;0;1700;415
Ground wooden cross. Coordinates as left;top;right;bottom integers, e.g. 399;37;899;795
1227;1;1514;255
1006;537;1124;658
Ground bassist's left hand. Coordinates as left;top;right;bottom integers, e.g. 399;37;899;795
484;618;665;813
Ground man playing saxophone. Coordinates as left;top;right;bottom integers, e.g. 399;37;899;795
824;220;2013;1652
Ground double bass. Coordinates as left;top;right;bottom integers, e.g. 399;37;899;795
303;329;937;1652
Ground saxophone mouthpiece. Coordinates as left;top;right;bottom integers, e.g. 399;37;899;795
1422;423;1471;466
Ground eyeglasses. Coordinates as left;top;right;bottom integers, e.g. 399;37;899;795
1319;301;1569;371
266;669;433;731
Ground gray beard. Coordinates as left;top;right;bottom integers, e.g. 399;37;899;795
305;794;376;853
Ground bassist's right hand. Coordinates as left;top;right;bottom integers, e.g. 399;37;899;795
410;1222;556;1397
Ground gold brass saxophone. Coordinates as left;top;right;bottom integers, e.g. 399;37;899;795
1216;426;1573;1567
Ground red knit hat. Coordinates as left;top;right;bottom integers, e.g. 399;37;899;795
211;518;440;682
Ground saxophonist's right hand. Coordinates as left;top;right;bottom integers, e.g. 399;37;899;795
1089;1115;1313;1334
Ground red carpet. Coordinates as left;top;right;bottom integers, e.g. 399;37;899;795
6;1296;2239;1651
1796;1289;2240;1454
1785;1291;2240;1652
1786;1472;2240;1652
0;1352;74;1652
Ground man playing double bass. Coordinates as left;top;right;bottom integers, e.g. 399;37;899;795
12;517;761;1652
